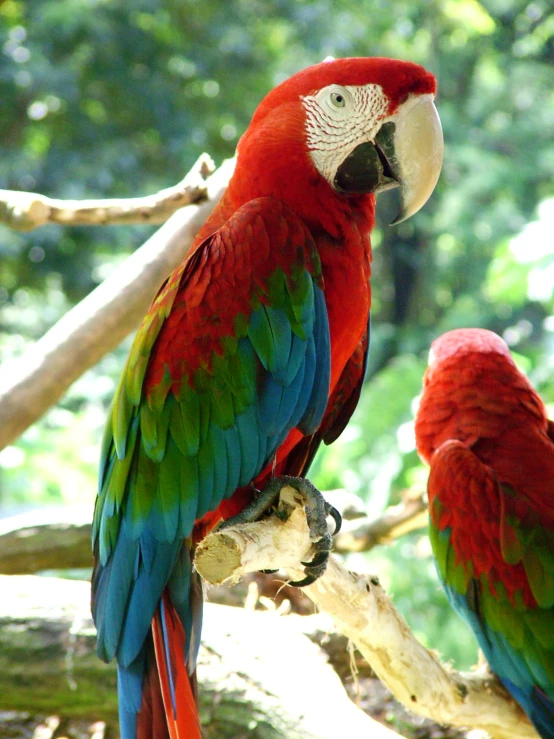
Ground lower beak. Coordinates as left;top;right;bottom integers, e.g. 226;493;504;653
333;95;443;225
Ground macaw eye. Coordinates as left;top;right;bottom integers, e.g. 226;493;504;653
330;92;346;108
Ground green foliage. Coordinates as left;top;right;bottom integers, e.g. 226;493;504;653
2;0;554;675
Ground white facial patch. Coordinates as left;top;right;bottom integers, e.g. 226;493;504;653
302;83;389;185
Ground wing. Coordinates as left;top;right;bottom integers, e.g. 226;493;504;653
92;197;331;669
428;440;554;735
278;321;369;477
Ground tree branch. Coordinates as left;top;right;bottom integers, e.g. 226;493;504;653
0;158;235;451
195;485;538;739
0;154;214;230
0;506;93;574
333;488;427;554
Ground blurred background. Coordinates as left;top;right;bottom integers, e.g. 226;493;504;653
1;0;554;676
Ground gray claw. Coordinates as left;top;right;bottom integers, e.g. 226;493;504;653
219;475;341;587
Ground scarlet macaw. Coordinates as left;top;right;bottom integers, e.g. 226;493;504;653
92;57;443;738
415;328;554;739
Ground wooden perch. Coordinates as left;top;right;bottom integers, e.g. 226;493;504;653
0;154;214;230
195;485;538;739
0;158;235;451
0;575;403;739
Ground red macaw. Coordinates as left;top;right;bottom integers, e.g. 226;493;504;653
415;328;554;739
92;57;442;739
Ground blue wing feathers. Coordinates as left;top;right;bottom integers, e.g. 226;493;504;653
248;305;275;372
286;343;313;432
196;428;215;520
223;426;241;498
178;453;199;538
117;537;182;667
159;598;178;715
118;655;144;715
264;305;293;378
236;404;262;486
210;425;228;509
286;332;308;386
138;527;158;574
102;527;139;660
167;548;194;644
297;286;330;435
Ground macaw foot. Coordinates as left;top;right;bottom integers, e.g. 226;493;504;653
218;475;342;587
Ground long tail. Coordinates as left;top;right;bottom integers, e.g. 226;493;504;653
118;565;203;739
149;591;202;739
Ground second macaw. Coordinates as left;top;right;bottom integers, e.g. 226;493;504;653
92;57;443;739
416;328;554;738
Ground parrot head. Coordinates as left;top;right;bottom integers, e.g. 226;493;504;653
416;328;545;463
426;328;514;380
232;57;443;227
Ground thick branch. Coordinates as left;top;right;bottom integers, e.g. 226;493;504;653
0;575;404;739
0;158;235;451
195;486;538;739
0;154;213;230
0;506;93;574
333;489;427;554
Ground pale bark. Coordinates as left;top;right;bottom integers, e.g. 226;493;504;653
0;159;235;451
195;485;538;739
0;154;213;230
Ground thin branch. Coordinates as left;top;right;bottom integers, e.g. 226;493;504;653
0;154;214;230
333;489;428;554
195;485;538;739
0;158;235;451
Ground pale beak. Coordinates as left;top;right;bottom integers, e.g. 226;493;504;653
333;94;443;223
382;95;443;225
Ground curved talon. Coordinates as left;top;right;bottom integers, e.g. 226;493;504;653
300;550;329;568
288;573;319;587
326;503;342;535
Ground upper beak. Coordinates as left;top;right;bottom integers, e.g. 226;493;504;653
383;95;443;225
333;94;443;225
